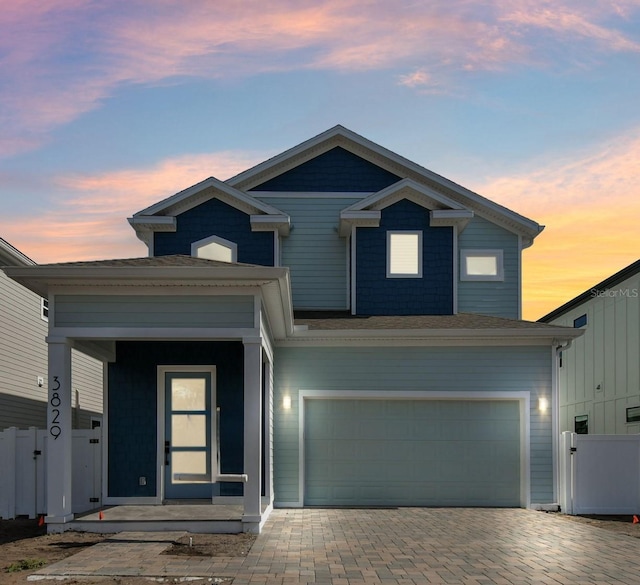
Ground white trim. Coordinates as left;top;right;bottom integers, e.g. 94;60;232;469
517;236;523;320
350;226;357;315
252;191;373;199
345;236;350;310
191;234;238;263
452;225;458;315
460;249;504;281
551;345;559;503
40;297;49;322
386;231;423;278
102;361;109;505
296;389;531;509
49;327;260;340
273;231;280;267
157;365;217;503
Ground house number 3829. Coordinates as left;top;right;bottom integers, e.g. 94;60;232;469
50;376;62;440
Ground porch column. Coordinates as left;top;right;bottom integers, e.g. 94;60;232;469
45;337;74;530
242;336;262;529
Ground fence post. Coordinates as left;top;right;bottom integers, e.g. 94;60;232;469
3;427;17;519
559;431;575;515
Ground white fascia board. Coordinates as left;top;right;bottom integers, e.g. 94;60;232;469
343;178;466;214
0;238;36;266
132;176;288;219
430;209;474;232
338;210;381;237
3;265;290;298
260;272;294;339
278;326;585;345
250;214;291;236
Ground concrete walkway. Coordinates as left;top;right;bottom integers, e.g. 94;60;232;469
30;508;640;584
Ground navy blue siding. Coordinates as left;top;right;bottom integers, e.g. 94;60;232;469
356;199;453;315
153;198;274;265
250;147;401;192
107;341;244;498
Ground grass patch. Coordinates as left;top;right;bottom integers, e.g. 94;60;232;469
6;558;46;572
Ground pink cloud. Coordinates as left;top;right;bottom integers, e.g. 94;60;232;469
0;150;265;263
3;0;638;157
477;127;640;320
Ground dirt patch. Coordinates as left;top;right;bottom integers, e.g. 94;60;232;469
554;513;640;538
0;518;250;584
162;532;255;557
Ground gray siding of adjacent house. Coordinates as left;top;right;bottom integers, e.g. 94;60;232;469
253;196;361;310
54;295;255;328
457;216;520;319
550;272;640;434
273;345;553;505
0;270;103;429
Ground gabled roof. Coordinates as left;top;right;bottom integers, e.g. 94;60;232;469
539;259;640;322
128;176;290;245
0;237;35;267
227;125;543;247
338;179;474;236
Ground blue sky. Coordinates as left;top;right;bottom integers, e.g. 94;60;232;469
1;0;639;318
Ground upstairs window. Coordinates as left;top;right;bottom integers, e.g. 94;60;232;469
573;314;587;328
191;235;237;263
387;231;422;278
460;249;504;281
41;298;49;322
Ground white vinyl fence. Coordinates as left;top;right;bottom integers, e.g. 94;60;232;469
0;427;101;519
559;431;640;515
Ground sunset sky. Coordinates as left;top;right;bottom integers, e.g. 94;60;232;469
1;1;638;320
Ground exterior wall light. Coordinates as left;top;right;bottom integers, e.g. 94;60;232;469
538;397;548;413
283;395;292;410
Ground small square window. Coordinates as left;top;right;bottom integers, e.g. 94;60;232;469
575;414;588;434
387;231;422;278
626;407;640;423
573;314;587;328
460;250;504;281
41;298;49;322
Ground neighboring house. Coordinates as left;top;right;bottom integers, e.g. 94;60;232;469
0;238;103;430
4;126;581;533
539;260;640;435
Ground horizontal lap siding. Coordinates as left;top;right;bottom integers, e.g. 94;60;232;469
458;217;520;318
258;197;360;310
273;345;553;504
54;295;255;328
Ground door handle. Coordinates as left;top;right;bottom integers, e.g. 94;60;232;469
164;440;170;465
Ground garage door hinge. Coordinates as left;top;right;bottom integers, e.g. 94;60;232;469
90;497;100;503
570;447;577;453
90;438;99;444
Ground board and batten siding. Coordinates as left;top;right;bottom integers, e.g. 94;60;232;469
54;295;255;328
273;345;553;505
253;196;360;310
457;216;520;319
0;271;103;429
551;272;640;435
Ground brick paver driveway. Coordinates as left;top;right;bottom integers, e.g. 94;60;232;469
34;508;640;584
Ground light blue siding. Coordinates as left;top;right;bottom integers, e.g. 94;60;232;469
273;345;553;505
54;295;255;328
458;217;520;318
254;196;360;310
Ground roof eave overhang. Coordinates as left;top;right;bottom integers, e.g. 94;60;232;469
277;326;584;346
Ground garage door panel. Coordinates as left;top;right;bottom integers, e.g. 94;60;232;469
304;399;521;507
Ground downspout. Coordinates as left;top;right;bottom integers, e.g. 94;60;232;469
552;339;573;504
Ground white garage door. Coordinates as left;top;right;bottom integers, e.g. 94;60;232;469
304;399;521;507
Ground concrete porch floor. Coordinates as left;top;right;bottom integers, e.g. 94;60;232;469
65;502;271;534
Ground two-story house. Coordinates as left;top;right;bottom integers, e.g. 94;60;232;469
4;126;581;533
0;237;103;430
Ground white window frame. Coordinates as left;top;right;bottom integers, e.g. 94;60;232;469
386;231;422;278
460;249;504;281
191;234;238;263
40;297;49;322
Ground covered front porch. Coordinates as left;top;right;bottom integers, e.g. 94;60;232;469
68;502;272;534
4;256;293;534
